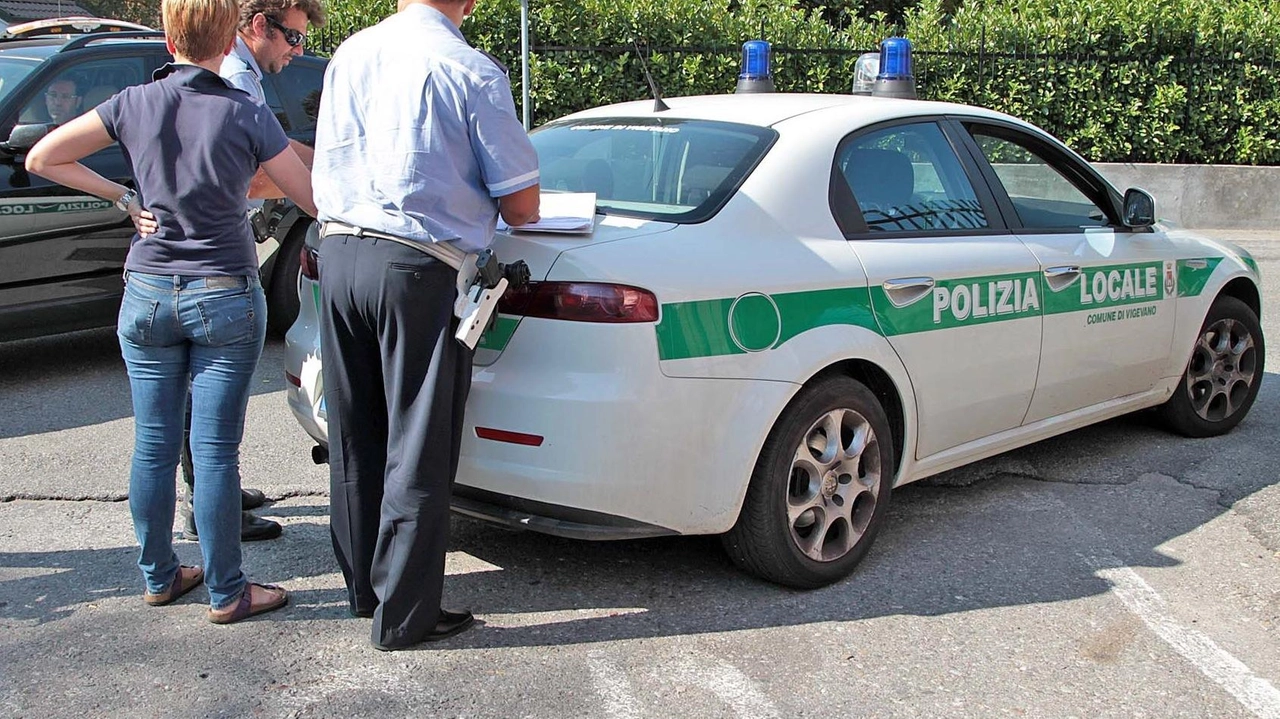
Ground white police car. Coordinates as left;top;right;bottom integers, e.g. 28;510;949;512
284;41;1265;588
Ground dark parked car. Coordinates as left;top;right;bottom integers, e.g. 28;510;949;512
0;24;324;341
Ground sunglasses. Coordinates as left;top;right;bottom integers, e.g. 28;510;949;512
264;15;305;47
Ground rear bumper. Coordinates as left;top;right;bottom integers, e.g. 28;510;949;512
451;485;677;540
283;275;327;445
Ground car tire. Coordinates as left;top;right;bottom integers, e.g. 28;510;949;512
266;223;305;337
1158;295;1265;438
722;375;895;589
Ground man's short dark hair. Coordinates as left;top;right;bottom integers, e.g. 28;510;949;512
48;75;85;95
238;0;325;30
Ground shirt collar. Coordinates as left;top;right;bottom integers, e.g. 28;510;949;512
401;3;465;43
231;35;264;80
152;62;236;90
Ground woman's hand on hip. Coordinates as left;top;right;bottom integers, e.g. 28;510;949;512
129;201;158;237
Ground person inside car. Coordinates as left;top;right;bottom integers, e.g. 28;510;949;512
44;77;83;124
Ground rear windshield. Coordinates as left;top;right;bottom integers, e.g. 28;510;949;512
530;117;776;223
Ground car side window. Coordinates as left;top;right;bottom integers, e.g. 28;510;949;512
968;128;1109;229
835;122;988;232
19;57;148;126
260;76;291;132
270;61;323;133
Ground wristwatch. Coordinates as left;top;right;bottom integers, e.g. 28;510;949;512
114;188;138;212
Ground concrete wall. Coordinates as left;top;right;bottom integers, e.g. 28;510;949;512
1093;163;1280;230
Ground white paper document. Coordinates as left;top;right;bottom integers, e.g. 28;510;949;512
498;191;595;234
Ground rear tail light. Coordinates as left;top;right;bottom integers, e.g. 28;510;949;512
498;281;658;323
299;246;320;280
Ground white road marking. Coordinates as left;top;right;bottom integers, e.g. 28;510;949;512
588;654;643;719
1089;557;1280;719
589;650;779;718
670;656;780;719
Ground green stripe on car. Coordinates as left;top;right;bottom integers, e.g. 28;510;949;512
655;260;1188;361
656;288;878;360
472;258;1225;360
1178;257;1222;297
1042;261;1165;315
478;315;520;351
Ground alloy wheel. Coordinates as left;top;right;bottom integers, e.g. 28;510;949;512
1185;317;1258;422
786;408;882;562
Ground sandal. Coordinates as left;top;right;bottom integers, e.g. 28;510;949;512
143;565;205;606
207;582;288;624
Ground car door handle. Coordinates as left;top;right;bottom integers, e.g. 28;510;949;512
1184;258;1208;269
1044;265;1081;278
1043;265;1081;292
882;277;935;308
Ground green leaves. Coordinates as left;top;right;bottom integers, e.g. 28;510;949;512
312;0;1279;165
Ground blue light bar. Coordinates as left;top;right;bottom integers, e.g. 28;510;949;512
740;40;771;81
877;37;914;81
735;39;775;93
871;36;917;99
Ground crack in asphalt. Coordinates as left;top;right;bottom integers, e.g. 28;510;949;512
926;469;1231;504
1;490;329;503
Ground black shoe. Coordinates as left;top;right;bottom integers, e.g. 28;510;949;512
240;488;266;510
240;512;282;541
371;609;475;651
182;511;282;542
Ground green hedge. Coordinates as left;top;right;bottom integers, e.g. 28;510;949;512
314;0;1280;165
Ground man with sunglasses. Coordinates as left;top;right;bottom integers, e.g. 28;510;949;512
222;0;324;169
173;0;327;545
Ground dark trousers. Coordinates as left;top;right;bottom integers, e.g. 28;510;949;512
317;233;472;648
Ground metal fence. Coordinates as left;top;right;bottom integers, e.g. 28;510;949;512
308;26;1280;163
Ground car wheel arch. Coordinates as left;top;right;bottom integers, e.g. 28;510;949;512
803;359;907;477
1218;276;1262;320
264;217;310;336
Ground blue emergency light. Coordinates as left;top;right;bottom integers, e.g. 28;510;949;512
735;40;775;93
872;36;917;99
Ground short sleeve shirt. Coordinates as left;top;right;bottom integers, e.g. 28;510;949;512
312;4;539;253
219;37;266;105
218;37;267;211
97;63;289;276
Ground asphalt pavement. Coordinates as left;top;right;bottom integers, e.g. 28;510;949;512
0;230;1277;718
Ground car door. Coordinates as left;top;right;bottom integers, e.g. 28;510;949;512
955;120;1178;423
0;52;151;339
834;119;1044;459
265;57;324;146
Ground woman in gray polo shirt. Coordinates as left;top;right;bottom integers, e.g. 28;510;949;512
25;0;316;624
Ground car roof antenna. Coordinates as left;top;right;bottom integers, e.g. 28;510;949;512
632;39;670;113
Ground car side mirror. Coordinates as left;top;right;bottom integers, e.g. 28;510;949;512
1;123;50;156
1122;187;1155;228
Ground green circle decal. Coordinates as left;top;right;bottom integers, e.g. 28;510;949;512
729;293;781;352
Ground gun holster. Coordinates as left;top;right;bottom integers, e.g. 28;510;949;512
319;222;523;351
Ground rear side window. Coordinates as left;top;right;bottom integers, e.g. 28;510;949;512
530;117;776;223
836;121;988;232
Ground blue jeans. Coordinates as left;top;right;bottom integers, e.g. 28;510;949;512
118;271;266;609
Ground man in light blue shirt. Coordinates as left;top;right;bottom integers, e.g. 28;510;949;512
220;0;325;169
313;0;539;651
